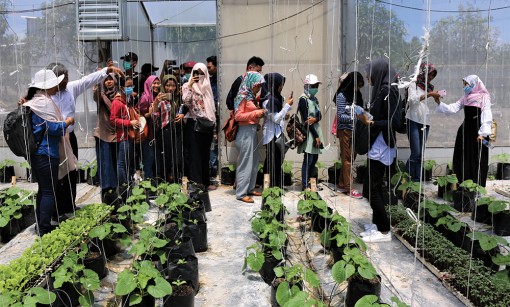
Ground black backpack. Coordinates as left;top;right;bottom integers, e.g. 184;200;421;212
3;106;40;158
395;88;409;134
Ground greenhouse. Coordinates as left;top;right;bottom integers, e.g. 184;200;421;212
0;0;509;306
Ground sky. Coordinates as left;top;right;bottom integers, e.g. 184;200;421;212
4;0;510;43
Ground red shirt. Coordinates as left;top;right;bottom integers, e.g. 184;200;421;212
110;96;131;142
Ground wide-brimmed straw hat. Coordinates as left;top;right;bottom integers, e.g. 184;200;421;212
29;69;65;89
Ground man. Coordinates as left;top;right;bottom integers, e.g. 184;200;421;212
179;61;196;84
206;56;219;180
48;61;123;218
139;63;159;96
121;52;140;99
226;56;265;110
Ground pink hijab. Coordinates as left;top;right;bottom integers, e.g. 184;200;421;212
140;75;160;105
182;62;216;122
461;75;491;110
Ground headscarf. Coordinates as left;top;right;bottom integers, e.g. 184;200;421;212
365;58;398;105
140;75;160;105
262;73;285;113
182;62;216;121
461;75;491;110
334;71;364;106
416;62;437;92
101;73;118;102
160;74;179;100
233;71;265;111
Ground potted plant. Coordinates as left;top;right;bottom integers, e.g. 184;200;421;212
486;198;510;235
313;161;325;182
433;174;458;201
89;221;130;258
51;244;101;307
115;260;173;306
163;279;194;307
355;161;367;184
256;162;264;186
324;213;366;263
493;153;510;180
282;160;293;186
328;160;342;185
298;190;332;232
0;159;16;183
220;163;236;185
332;247;380;307
0;187;36;242
271;264;321;307
163;256;199;294
78;160;89;183
117;186;151;232
453;180;487;212
86;160;99;186
465;231;507;270
422;160;436;181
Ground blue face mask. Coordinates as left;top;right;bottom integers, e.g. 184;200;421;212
123;61;132;71
464;85;473;95
185;73;191;80
125;87;133;96
151;72;157;76
309;88;318;96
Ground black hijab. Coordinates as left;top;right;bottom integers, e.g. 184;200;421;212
262;73;286;113
365;58;398;105
334;71;364;106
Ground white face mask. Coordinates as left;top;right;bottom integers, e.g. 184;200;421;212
198;75;206;82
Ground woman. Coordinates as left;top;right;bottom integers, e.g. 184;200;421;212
262;73;293;187
138;75;161;181
298;74;324;190
181;62;217;190
335;71;364;198
153;74;183;182
110;77;139;201
360;59;400;243
435;75;492;187
93;73;119;205
24;69;74;236
406;62;441;182
234;72;266;202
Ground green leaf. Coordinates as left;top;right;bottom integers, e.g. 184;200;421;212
275;281;291;305
246;251;265;272
128;293;142;306
355;295;379;307
492;254;510;266
331;260;354;284
27;287;56;305
115;270;137;296
358;263;377;280
112;223;128;233
78;291;95;307
147;277;173;298
391;296;411;307
80;269;100;291
139;260;160;278
89;224;109;240
274;266;284;278
304;268;320;288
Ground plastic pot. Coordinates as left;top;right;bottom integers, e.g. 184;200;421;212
182;205;207;223
461;235;498;271
493;211;510;236
221;167;235;185
78;169;87;183
0;166;15;183
0;220;21;243
256;171;264;186
402;191;423;212
345;276;381;307
164;255;199;293
452;190;476;212
85;244;108;279
259;255;282;285
422;168;433;182
18;206;37;230
87;169;99;186
283;173;293;186
183;221;208;252
163;284;194;307
98;236;122;259
122;293;155;307
355;165;366;184
327;166;341;185
45;280;81;307
197;191;212;212
165;236;196;260
496;163;510;180
471;205;492;225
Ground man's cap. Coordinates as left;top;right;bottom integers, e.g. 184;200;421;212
120;52;138;62
180;61;196;69
304;74;321;85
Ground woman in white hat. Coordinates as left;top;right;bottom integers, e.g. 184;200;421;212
298;74;324;190
23;69;75;236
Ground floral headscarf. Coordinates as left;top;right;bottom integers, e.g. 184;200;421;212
234;71;265;111
181;62;216;122
416;62;437;92
461;75;491;110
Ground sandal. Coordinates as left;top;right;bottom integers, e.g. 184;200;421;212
239;196;254;203
248;190;262;196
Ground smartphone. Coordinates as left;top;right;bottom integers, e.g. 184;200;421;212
289;91;293;98
192;70;199;78
438;89;447;97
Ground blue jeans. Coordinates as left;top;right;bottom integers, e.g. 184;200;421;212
117;140;134;186
301;152;318;189
95;138;117;190
141;139;155;179
209;141;218;177
406;120;430;181
31;154;59;236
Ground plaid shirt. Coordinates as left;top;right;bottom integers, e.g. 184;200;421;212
153;99;177;129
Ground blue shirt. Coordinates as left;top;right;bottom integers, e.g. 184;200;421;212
32;113;67;158
336;92;354;130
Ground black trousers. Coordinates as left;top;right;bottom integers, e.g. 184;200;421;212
183;119;213;187
264;136;283;187
55;131;78;216
363;159;391;232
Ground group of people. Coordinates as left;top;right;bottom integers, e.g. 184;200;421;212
22;53;492;243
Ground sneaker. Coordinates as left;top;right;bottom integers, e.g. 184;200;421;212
360;224;378;237
349;189;363;199
362;231;391;243
335;186;346;193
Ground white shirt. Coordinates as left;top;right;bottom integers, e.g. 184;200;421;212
435;101;492;137
406;82;434;125
262;100;291;145
51;68;108;133
368;132;397;166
